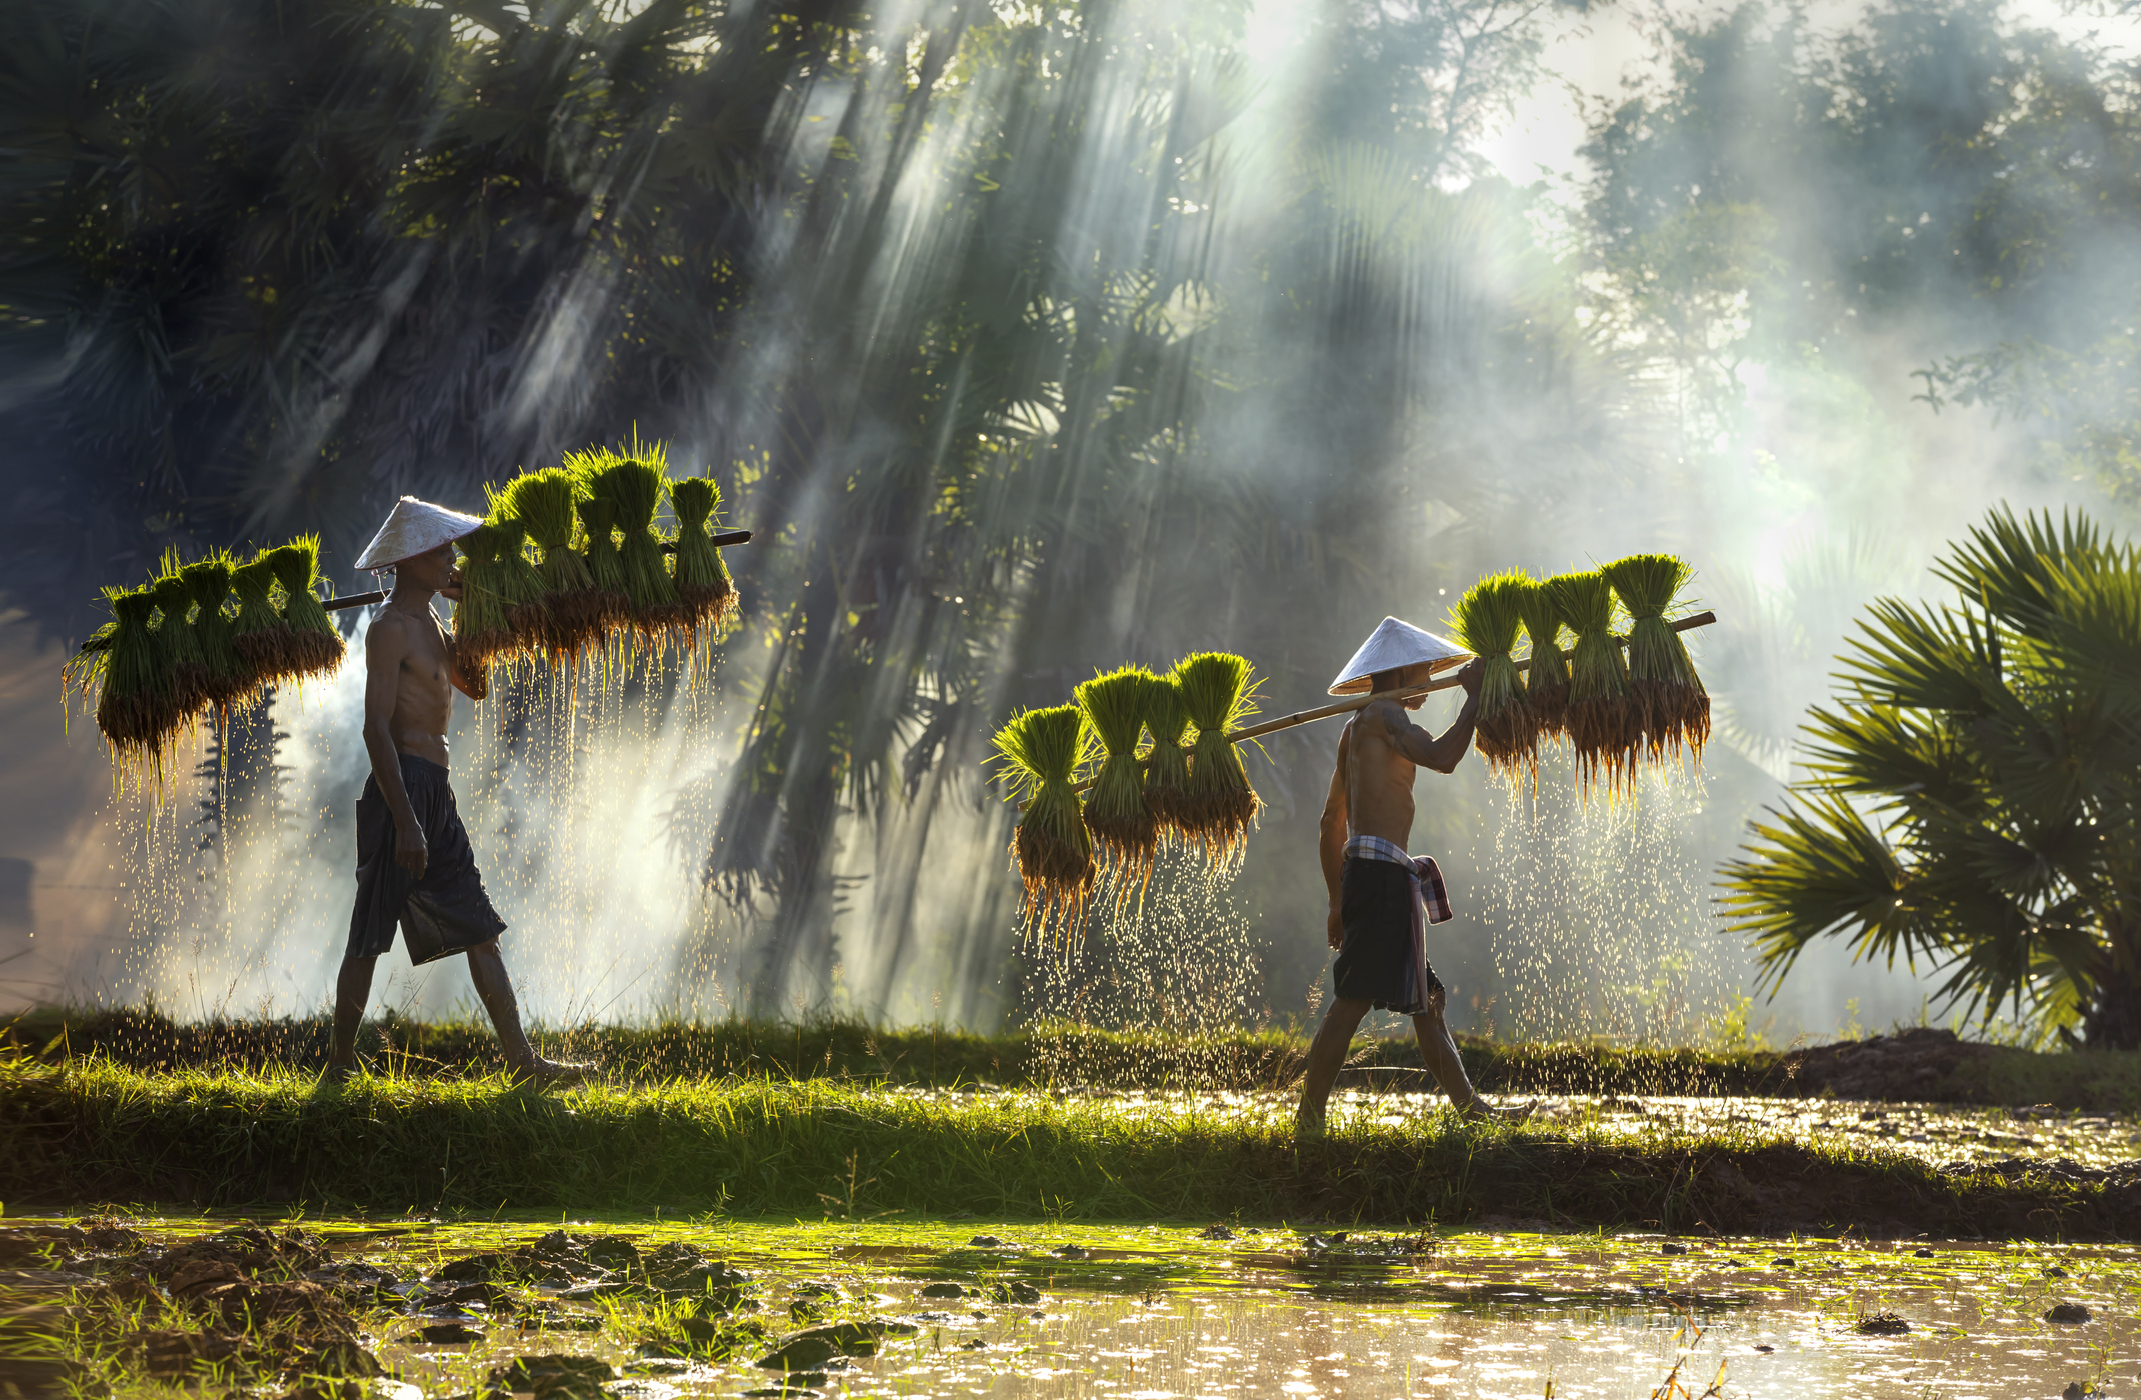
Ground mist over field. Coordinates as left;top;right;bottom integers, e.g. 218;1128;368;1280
3;0;2136;1045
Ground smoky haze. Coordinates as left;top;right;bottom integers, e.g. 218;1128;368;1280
1;0;2130;1044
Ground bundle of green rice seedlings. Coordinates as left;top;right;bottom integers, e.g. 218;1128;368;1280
1547;567;1637;796
991;702;1094;932
1174;652;1260;862
499;468;603;659
574;493;634;635
265;536;347;682
82;587;166;759
1449;569;1535;787
1074;666;1157;895
148;564;208;727
480;490;553;660
181;554;254;713
1602;552;1709;765
63;608;116;716
668;477;737;633
227;552;293;689
1138;671;1193;844
448;521;520;675
1515;577;1570;743
584;440;688;642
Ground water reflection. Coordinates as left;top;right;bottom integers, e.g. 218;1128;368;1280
385;1230;2132;1400
15;1215;2126;1400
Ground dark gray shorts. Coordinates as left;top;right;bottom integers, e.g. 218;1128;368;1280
1332;857;1442;1013
349;754;506;964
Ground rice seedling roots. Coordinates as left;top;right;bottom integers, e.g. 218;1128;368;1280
1083;813;1158;869
676;580;738;632
1473;704;1536;786
278;629;346;681
1174;788;1259;860
1014;826;1094;911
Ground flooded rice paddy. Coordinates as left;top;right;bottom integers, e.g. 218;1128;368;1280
960;1086;2141;1172
6;1090;2137;1398
8;1209;2135;1400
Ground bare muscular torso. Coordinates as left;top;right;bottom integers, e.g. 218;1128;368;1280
1316;664;1482;949
1337;702;1420;848
365;603;455;769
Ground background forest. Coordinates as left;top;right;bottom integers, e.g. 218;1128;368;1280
3;0;2137;1044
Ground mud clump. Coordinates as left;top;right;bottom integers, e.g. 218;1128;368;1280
425;1233;751;1305
113;1226;380;1390
435;1252;521;1283
755;1319;920;1371
149;1224;329;1283
1775;1027;1989;1102
637;1315;769;1360
486;1353;617;1398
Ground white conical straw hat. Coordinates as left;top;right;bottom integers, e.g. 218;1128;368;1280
353;496;486;571
1328;616;1473;695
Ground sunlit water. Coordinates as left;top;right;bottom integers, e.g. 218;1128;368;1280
867;1087;2141;1172
12;1217;2133;1400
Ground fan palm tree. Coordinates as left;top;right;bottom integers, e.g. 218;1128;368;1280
1718;506;2141;1048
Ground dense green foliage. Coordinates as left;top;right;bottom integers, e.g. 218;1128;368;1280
0;0;1651;1018
1583;0;2141;492
1720;509;2141;1049
15;0;2141;1030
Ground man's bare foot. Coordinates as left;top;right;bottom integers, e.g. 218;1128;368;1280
1457;1096;1538;1123
507;1057;596;1088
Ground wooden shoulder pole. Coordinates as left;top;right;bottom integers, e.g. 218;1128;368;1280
1036;610;1719;801
1227;609;1717;744
321;529;756;612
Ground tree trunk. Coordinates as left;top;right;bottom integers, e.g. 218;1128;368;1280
2081;969;2141;1050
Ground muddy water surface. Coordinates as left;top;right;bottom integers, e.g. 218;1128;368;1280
11;1215;2135;1400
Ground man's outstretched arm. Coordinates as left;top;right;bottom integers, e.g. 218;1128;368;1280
1374;659;1486;774
437;576;486;700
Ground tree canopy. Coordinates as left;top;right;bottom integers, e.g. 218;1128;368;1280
1582;0;2141;485
1719;508;2141;1049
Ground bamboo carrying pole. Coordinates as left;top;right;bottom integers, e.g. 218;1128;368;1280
322;529;754;612
1052;610;1718;798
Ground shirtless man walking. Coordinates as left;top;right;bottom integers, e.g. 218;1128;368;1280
328;497;588;1085
1296;616;1530;1134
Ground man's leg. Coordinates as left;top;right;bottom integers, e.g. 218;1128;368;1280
465;940;591;1084
1411;987;1533;1121
1296;996;1372;1135
327;956;377;1080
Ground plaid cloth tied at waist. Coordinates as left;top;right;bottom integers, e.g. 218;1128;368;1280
1343;834;1453;923
1344;833;1453;1014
